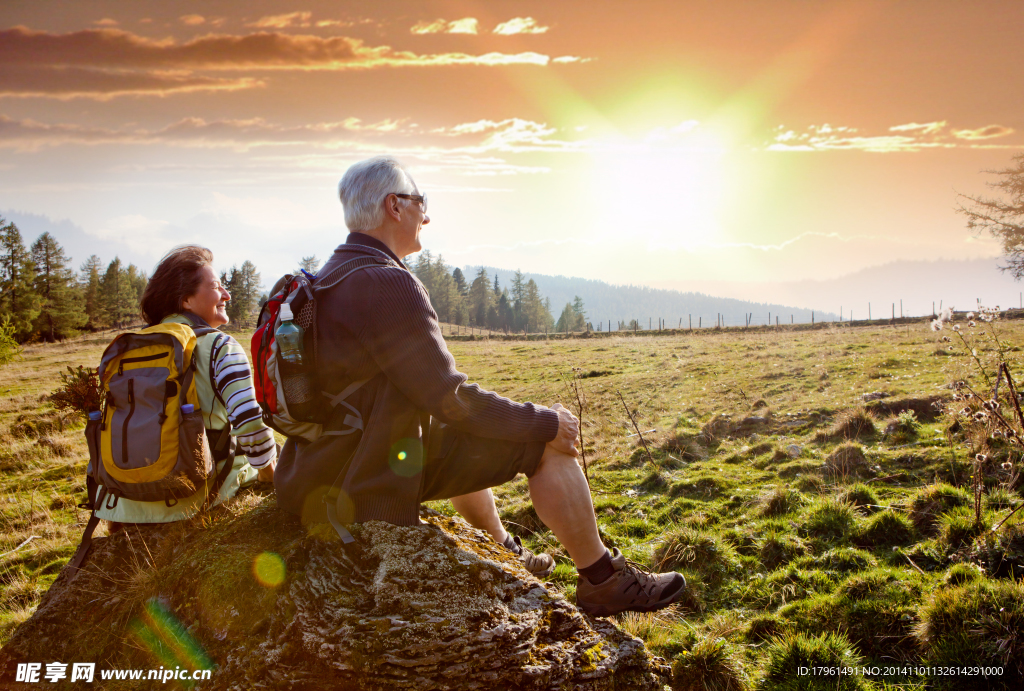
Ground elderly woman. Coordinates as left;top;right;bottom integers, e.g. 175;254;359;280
95;245;276;526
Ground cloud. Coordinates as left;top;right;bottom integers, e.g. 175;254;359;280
551;56;590;64
0;113;405;150
0;26;564;71
493;17;550;35
952;125;1014;140
245;12;312;29
767;121;1022;152
180;15;206;26
411;18;479;35
93;19;118;27
0;26;577;98
889;121;947;135
0;66;261;101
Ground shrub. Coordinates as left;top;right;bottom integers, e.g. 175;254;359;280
746;613;790;643
0;314;20;367
854;511;915;547
800;548;877;574
824;443;869;479
757;486;805;517
986;487;1020;511
936;506;987;552
760;632;870;691
963;521;1024;580
49;365;103;415
836;483;879;514
884;409;921;443
758;532;808;570
671;636;748;691
655;527;740;586
745;568;835;609
815;409;876;443
802;498;856;541
908;484;970;535
943;563;984;586
915;579;1024;687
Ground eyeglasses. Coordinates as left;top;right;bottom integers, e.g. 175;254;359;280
393;193;427;213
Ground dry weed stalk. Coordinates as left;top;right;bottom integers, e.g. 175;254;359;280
562;368;590;489
617;390;654;466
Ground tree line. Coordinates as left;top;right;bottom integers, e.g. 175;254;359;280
410;251;588;334
0;216;266;344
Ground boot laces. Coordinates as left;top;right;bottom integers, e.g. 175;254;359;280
621;558;658;599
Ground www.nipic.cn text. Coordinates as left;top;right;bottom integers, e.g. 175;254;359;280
15;663;213;683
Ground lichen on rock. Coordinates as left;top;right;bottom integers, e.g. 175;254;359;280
0;499;669;690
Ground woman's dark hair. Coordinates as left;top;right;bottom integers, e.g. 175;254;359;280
140;245;214;326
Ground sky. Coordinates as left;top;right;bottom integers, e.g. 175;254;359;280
1;0;1023;314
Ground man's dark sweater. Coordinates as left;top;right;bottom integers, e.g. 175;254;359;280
275;233;560;526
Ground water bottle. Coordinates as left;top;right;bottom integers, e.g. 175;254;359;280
276;303;313;419
181;404;195;415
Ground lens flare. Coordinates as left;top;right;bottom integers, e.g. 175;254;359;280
253;551;286;588
388;438;423;477
131;598;214;686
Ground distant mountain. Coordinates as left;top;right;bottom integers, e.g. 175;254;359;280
464;266;836;328
648;258;1023;318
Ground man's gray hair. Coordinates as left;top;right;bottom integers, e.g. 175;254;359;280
338;156;417;231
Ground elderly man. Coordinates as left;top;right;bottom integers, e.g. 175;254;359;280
275;155;686;616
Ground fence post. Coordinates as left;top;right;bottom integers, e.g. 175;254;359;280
869;303;871;320
689;315;692;331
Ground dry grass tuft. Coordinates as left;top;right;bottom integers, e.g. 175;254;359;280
814;408;876;443
824;443;869;479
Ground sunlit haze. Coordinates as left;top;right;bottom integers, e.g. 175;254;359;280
2;0;1023;315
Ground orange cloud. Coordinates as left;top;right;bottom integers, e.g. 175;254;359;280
0;66;260;100
180;15;206;26
0;26;562;71
0;114;407;150
411;18;479;34
952;125;1014;140
889;121;947;135
246;12;313;29
93;19;118;27
493;17;550;35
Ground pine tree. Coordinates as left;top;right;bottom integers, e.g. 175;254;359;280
452;267;468;296
469;268;491;327
233;260;262;328
31;232;85;341
80;255;106;329
101;258;139;328
298;255;320;275
0;217;41;341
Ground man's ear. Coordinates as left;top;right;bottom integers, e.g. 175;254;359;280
383;194;402;222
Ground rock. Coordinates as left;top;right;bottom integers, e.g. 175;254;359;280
786;444;802;458
0;500;669;690
861;392;890;402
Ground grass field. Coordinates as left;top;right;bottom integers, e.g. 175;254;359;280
3;318;1024;688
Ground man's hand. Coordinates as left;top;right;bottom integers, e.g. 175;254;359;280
548;402;580;457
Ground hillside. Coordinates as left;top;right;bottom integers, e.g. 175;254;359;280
467;265;836;329
4;318;1024;687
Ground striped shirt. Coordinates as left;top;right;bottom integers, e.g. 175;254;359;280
167;314;277;468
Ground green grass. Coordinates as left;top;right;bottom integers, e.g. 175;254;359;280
5;319;1024;685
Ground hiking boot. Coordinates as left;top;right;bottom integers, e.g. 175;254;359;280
505;535;555;578
575;549;687;617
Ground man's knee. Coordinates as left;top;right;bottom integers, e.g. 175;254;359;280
535;445;584;475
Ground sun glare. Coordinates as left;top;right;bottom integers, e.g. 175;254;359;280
589;129;729;251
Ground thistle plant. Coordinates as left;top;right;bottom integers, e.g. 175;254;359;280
935;306;1024;530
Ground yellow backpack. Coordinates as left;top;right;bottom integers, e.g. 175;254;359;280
70;322;233;572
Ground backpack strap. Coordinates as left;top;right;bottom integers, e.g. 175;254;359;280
182;321;237;508
67;483;108;575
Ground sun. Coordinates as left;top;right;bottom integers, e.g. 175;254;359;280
587;127;730;251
